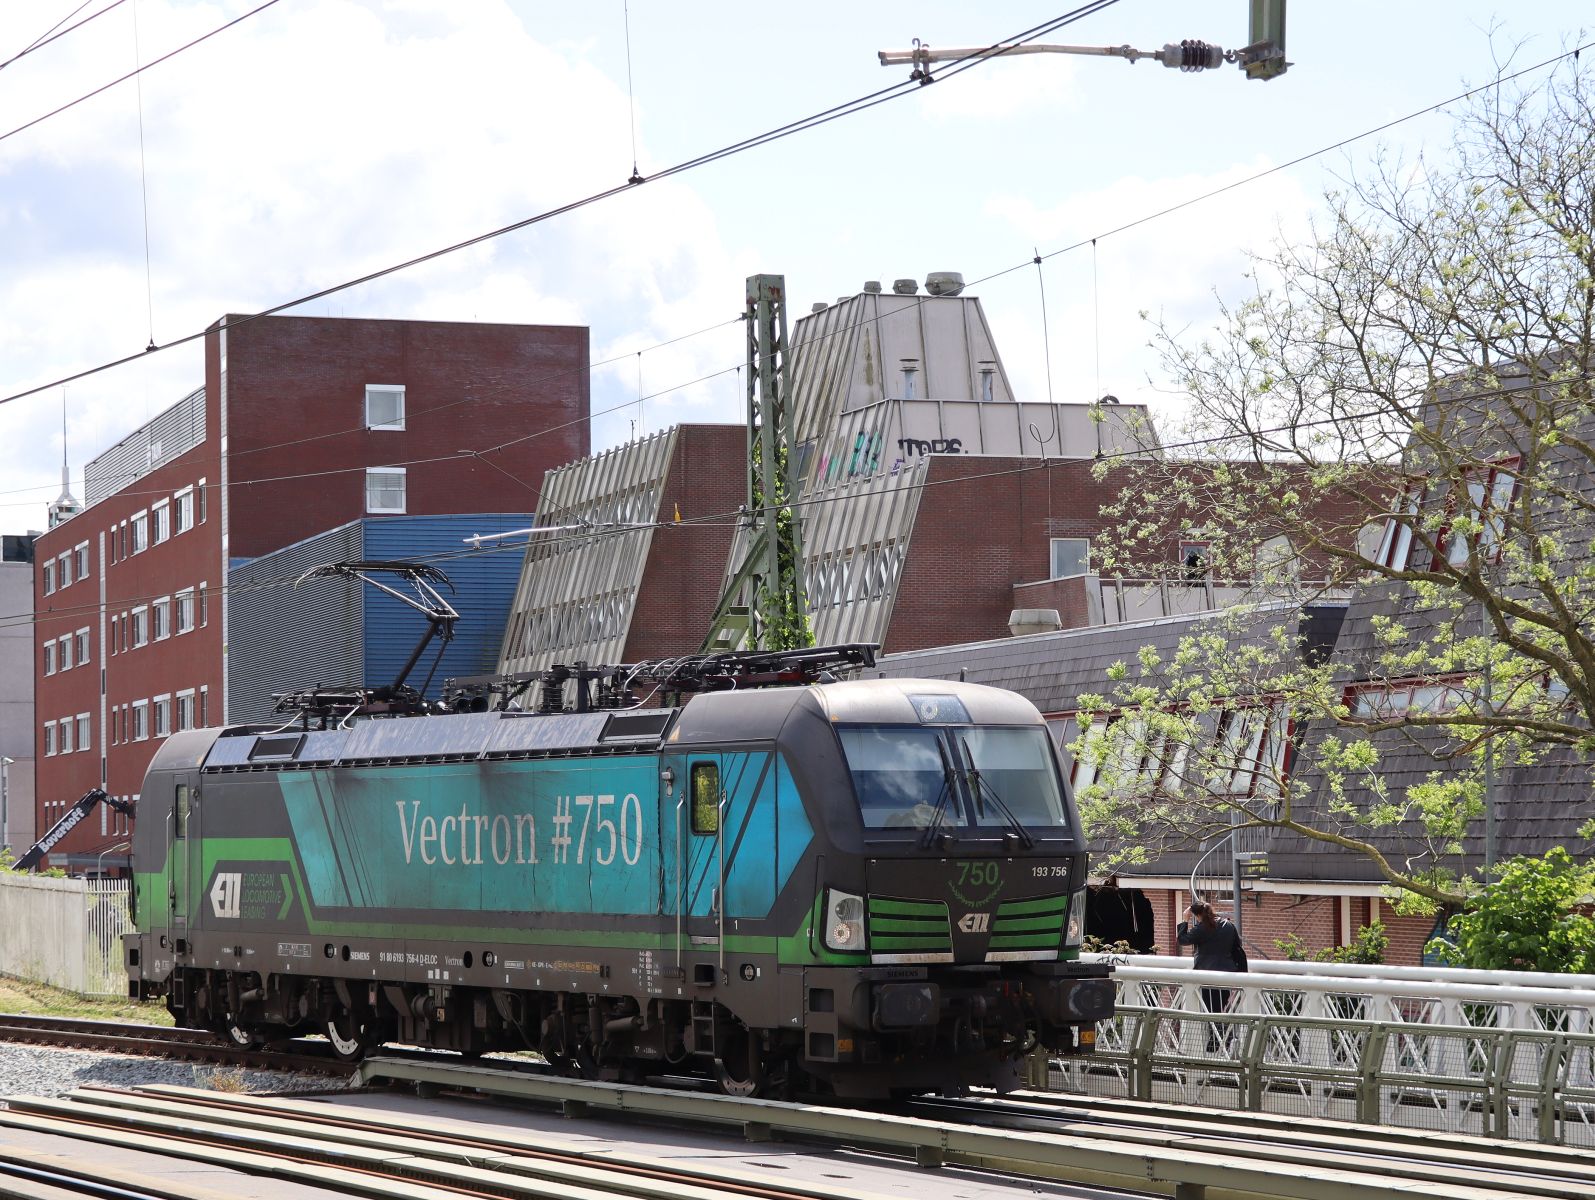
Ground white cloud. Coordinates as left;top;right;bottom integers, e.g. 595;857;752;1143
0;0;742;530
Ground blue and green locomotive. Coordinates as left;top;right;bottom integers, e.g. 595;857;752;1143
124;647;1112;1097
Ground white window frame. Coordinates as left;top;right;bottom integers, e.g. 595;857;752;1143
73;540;89;580
152;596;171;641
130;510;148;554
75;712;91;752
197;477;207;523
151;499;171;544
57;635;71;671
175;689;196;732
43;721;55;757
43;640;54;675
365;384;406;431
365;466;407;514
75;627;90;666
131;700;149;742
199;582;209;626
57;552;71;588
173;487;194;534
199;686;209;726
175;588;195;634
58;715;73;755
152;694;172;739
1049;537;1090;580
130;606;149;648
42;560;53;594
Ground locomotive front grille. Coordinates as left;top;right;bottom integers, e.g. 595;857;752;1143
986;892;1069;960
867;895;953;963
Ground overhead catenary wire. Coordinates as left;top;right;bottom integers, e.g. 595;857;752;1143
10;365;1593;636
0;0;126;73
0;1;1122;412
0;0;283;148
6;22;1589;533
4;22;1587;498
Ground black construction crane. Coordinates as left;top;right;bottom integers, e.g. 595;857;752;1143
12;789;134;873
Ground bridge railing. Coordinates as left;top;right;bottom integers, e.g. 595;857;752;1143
1053;957;1595;1146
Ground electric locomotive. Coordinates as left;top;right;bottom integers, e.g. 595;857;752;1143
124;645;1112;1096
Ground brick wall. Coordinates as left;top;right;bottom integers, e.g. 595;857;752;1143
625;426;745;661
1134;888;1433;965
213;315;590;561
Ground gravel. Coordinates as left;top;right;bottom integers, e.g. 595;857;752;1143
0;1041;346;1099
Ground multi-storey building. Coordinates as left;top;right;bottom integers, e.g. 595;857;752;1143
31;314;589;872
1;534;38;859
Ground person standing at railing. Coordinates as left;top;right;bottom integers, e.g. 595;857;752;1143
1178;899;1248;1047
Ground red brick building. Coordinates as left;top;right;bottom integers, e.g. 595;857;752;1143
32;314;588;872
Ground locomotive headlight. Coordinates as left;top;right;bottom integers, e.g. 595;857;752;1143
824;889;866;952
1064;887;1088;948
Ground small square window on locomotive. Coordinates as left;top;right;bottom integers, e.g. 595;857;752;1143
690;762;721;835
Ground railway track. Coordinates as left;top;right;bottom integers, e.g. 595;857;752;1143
0;1013;354;1077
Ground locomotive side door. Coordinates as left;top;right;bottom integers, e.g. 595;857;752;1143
166;773;198;944
660;751;729;975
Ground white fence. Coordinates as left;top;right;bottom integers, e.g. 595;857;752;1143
1060;954;1595;1145
0;872;131;997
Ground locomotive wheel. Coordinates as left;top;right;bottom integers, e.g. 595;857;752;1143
219;1016;263;1049
324;1009;373;1062
712;1024;763;1098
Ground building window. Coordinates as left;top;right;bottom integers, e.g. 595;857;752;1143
43;641;54;675
75;627;89;665
57;635;71;671
57;552;71;588
175;589;194;634
43;722;55;757
152;597;171;641
1179;539;1211;582
365;384;406;430
42;561;54;594
151;500;171;544
153;695;172;738
131;701;149;741
366;467;407;514
76;713;91;752
175;690;196;732
197;478;207;524
199;582;209;626
130;606;149;648
1346;678;1471;719
1049;538;1090;579
199;686;208;726
130;511;148;554
58;716;73;755
174;487;194;534
109;615;118;654
73;541;89;580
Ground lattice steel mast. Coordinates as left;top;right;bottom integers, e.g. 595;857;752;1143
702;274;810;651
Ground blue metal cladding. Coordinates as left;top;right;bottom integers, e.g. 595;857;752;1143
362;514;533;702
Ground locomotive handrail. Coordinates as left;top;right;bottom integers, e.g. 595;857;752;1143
674;792;687;976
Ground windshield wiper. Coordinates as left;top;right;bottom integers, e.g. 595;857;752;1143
919;735;961;849
958;735;1035;850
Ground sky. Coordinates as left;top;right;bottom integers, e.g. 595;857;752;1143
1;0;1591;533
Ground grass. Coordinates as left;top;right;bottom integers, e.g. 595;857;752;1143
0;974;174;1025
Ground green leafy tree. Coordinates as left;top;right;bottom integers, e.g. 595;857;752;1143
1076;55;1595;912
1429;849;1595;972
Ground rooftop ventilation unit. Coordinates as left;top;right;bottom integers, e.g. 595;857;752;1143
925;271;965;297
892;278;919;295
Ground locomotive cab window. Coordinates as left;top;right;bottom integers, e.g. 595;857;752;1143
690;762;720;835
838;725;1069;831
174;784;190;839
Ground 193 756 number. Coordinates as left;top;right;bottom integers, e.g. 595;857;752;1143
1032;865;1069;878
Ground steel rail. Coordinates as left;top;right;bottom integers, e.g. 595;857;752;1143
907;1092;1595;1195
346;1056;1566;1199
0;1090;894;1200
0;1013;354;1076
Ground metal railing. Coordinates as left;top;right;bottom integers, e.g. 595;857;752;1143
1056;958;1595;1146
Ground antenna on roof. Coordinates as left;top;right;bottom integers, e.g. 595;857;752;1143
48;388;81;529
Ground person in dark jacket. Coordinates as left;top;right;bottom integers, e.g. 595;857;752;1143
1176;899;1248;1041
